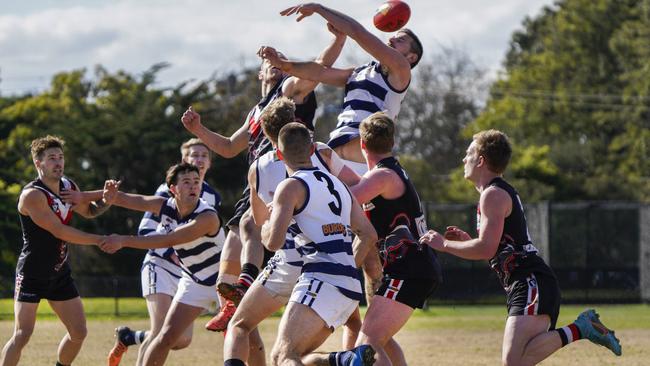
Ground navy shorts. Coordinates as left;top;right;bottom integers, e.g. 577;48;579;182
15;271;79;303
506;272;561;329
226;185;251;229
376;276;438;309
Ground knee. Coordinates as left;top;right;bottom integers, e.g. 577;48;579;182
68;323;88;343
229;316;254;334
155;331;178;350
12;328;34;347
171;333;192;350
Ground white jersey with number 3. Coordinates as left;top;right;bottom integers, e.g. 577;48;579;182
289;167;361;301
256;143;333;266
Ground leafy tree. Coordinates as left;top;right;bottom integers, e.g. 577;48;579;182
468;0;649;202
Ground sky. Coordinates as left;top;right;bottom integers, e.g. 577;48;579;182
0;0;556;95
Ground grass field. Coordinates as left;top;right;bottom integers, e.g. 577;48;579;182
0;298;647;365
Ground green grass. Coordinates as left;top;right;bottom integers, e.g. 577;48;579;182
1;300;648;365
2;297;649;330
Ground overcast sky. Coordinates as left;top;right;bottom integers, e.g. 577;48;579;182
0;0;555;95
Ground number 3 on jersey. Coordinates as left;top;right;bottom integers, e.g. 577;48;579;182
313;171;342;216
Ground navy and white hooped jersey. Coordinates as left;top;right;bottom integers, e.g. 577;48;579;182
289;168;361;301
156;197;223;287
254;143;332;267
328;61;408;148
138;181;223;276
17;177;77;278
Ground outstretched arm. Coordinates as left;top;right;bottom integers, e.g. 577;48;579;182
419;186;509;260
101;211;220;253
281;22;347;101
281;3;411;87
259;46;352;87
180;106;250;158
69;180;119;218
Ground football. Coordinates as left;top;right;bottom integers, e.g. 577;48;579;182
373;1;411;33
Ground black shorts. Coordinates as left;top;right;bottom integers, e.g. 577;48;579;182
226;185;251;229
506;272;561;329
15;271;79;303
376;276;438;309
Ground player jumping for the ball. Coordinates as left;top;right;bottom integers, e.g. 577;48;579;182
258;2;422;176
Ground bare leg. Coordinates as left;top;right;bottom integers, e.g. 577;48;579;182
240;210;265;270
272;302;333;366
219;228;243;286
224;282;286;363
1;301;38;366
502;314;563;366
48;297;88;365
142;301;203;366
355;296;413;366
342;307;361;350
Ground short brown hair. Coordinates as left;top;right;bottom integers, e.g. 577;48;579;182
261;97;296;143
31;135;65;161
360;112;395;154
278;122;312;165
165;162;200;188
398;28;423;69
180;138;211;160
472;130;512;174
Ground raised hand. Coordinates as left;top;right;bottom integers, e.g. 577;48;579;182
257;46;284;69
102;179;121;205
444;226;471;241
181;106;202;134
280;3;320;21
99;234;124;254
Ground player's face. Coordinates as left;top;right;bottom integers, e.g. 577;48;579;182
185;145;210;180
172;171;201;205
388;32;414;58
462;141;480;181
259;53;287;82
36;147;65;180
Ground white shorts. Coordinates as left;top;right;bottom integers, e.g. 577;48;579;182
173;274;221;310
141;256;182;298
289;276;358;329
257;253;302;298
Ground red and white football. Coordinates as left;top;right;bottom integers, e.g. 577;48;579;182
373;1;411;33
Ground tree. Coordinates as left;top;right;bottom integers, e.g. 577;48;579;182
468;0;649;202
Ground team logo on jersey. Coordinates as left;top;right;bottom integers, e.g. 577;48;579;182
322;223;347;236
362;202;375;211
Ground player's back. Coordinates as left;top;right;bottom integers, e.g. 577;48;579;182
289;167;361;300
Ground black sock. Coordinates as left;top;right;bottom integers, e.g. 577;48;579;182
238;263;259;288
55;362;69;366
121;329;137;346
224;359;246;366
